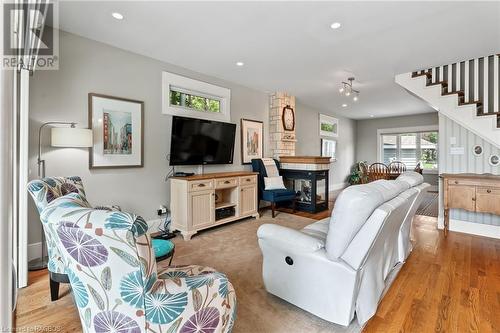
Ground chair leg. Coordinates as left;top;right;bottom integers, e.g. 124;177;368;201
292;200;296;213
271;202;276;218
50;277;60;301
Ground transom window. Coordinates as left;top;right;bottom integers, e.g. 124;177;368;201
162;71;231;122
381;131;438;170
169;88;221;113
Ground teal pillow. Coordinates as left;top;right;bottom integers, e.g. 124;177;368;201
151;239;174;258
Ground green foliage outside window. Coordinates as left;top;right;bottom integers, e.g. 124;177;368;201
321;123;336;132
169;89;220;113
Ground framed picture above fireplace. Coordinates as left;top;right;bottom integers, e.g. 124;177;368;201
88;93;144;169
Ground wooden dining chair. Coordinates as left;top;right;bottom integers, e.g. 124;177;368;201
388;161;407;173
368;163;390;182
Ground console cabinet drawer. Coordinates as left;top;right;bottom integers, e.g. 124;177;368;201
239;175;256;185
215;177;238;189
189;180;214;192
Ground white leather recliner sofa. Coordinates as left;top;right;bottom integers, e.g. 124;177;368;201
257;171;429;326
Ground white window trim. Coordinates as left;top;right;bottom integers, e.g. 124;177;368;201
376;125;439;168
162;71;231;122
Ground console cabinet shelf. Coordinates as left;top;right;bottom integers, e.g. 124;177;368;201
441;173;500;236
171;171;259;240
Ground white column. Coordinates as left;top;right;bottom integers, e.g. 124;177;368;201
484;56;489;113
457;62;461;91
18;69;29;288
439;66;444;82
432;67;436;84
0;65;14;330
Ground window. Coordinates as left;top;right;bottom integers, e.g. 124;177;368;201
162;71;230;121
169;88;221;113
381;131;438;170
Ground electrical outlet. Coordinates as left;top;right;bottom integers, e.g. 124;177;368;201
157;205;168;216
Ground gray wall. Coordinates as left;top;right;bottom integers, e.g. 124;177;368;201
438;114;500;226
356;112;439;185
356;112;439;163
295;102;357;187
28;31;269;244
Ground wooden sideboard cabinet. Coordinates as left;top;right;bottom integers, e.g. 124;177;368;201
170;171;259;240
441;173;500;236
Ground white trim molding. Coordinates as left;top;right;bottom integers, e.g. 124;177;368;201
329;182;348;191
438;217;500;239
376;124;439;165
162;71;231;122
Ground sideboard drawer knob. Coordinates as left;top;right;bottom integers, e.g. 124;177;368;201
198;183;206;187
224;180;230;184
487;189;492;193
454;180;459;184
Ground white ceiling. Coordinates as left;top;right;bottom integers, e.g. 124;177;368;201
58;1;500;119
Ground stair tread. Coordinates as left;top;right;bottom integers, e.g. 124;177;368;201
460;100;483;106
442;91;464;96
477;111;500;116
412;72;432;78
428;81;448;86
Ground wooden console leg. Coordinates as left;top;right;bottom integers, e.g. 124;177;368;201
182;231;196;241
444;208;449;237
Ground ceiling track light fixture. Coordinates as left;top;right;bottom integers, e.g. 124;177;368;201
339;77;360;102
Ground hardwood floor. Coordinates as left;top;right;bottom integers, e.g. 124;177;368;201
364;216;500;333
16;209;500;332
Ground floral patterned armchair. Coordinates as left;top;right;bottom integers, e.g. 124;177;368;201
27;176;92;300
34;189;236;332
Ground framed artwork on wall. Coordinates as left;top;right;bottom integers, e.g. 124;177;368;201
321;138;337;161
88;93;144;169
241;118;263;164
319;114;339;137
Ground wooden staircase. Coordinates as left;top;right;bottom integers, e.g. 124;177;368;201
395;54;500;149
411;69;500;128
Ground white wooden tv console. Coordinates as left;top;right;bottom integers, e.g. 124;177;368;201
170;171;259;240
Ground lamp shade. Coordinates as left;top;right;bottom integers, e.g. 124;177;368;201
51;127;93;148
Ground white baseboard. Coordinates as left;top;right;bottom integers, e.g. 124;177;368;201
330;182;348;191
438;217;500;239
28;242;42;262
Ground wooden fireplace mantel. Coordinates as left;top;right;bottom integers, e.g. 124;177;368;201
279;156;331;164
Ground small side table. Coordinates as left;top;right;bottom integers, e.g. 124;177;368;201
151;238;175;265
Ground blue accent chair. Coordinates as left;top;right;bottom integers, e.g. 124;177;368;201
251;158;296;218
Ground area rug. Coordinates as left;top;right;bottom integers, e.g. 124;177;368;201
416;191;439;217
159;210;402;333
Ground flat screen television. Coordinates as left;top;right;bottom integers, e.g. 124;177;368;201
169;116;236;166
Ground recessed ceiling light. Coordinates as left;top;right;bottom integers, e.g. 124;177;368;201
342;104;348;108
330;22;341;29
370;115;374;118
112;12;124;20
236;61;244;67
